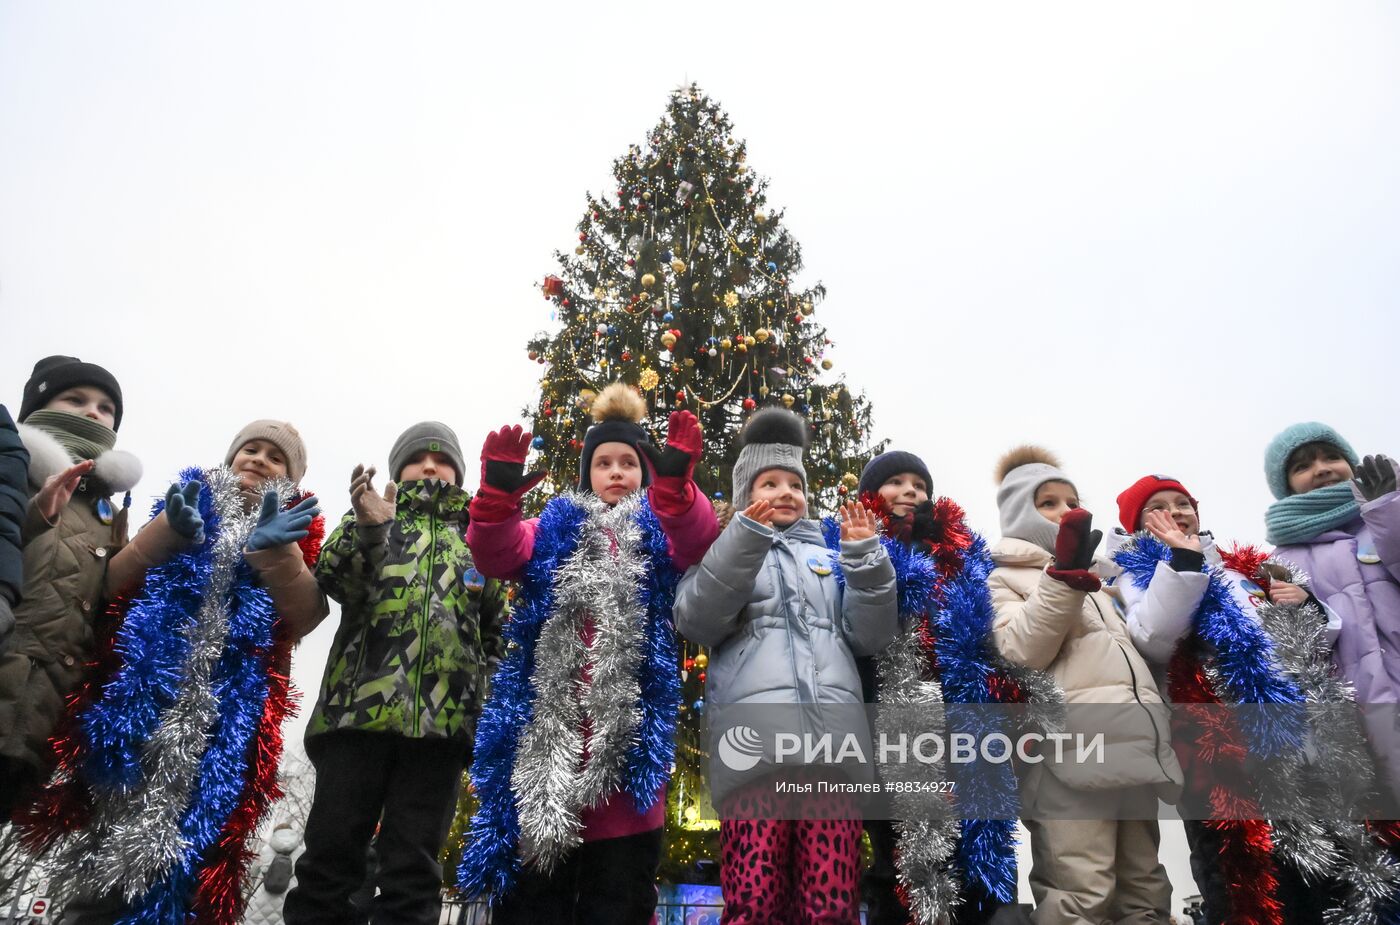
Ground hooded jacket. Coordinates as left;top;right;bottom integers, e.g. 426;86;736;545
0;423;143;771
0;405;26;607
1271;488;1400;802
989;537;1182;796
308;479;506;742
675;514;898;800
1106;529;1340;681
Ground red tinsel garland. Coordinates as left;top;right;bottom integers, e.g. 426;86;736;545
191;510;321;925
1170;643;1282;925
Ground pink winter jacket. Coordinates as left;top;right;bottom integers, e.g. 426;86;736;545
467;482;718;840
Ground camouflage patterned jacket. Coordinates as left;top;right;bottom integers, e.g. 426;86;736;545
306;479;507;742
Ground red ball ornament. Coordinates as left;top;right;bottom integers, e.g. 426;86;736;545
626;257;636;267
794;314;804;324
578;232;588;242
621;351;632;361
803;356;814;365
742;398;756;411
561;298;570;308
838;485;849;496
528;350;538;361
698;671;707;683
676;390;686;402
684;657;696;671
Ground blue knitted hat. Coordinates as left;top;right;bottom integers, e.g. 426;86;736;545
1264;422;1358;499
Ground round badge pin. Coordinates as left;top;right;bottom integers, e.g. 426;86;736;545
1358;544;1381;565
807;555;833;577
464;567;486;592
96;497;114;525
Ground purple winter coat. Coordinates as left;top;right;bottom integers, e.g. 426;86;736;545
1273;490;1400;805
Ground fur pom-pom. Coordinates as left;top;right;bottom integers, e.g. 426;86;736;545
590;383;647;424
92;449;143;493
738;407;808;449
994;445;1061;485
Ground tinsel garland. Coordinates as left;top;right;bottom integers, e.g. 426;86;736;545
1224;547;1400;925
18;467;322;925
1113;533;1305;755
460;491;682;900
826;497;1063;924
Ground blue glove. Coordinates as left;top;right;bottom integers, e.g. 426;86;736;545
165;481;206;544
246;491;319;552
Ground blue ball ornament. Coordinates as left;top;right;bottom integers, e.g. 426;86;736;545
713;491;725;500
532;436;545;450
663;312;675;322
766;261;778;273
692;699;705;713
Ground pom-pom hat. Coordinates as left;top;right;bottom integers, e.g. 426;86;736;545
731;407;809;509
577;383;651;491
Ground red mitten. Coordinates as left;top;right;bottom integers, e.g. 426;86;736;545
472;425;544;522
642;411;703;515
1047;507;1103;592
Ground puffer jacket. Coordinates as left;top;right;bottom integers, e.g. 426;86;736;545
990;536;1181;796
0;405;27;607
675;514;898;799
0;424;141;771
1106;529;1341;685
1272;489;1400;802
307;479;507;742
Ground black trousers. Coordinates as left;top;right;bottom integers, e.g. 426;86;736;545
490;827;664;925
284;730;466;925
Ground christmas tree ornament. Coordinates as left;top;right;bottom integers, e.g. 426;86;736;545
781;393;795;407
755;328;770;342
671;259;687;274
641;272;656;288
543;275;565;299
660;332;677;349
822;359;833;370
694;653;708;670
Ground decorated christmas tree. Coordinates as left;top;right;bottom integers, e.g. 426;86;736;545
517;83;883;883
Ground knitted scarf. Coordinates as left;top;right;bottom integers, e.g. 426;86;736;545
1265;482;1359;545
24;409;116;461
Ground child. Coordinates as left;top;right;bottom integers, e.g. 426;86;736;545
988;446;1180;925
285;421;508;925
1107;474;1391;924
855;451;1061;925
19;418;325;925
460;384;718;925
1262;423;1400;804
1;356;144;817
0;404;28;657
675;408;898;925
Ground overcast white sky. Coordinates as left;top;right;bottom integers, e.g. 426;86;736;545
3;1;1397;907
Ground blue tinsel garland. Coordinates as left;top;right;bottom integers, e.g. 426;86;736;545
461;495;682;899
81;468;219;790
821;523;1019;904
121;558;276;925
1112;533;1306;756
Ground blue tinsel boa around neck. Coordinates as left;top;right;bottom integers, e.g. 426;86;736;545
460;494;681;899
1112;532;1306;757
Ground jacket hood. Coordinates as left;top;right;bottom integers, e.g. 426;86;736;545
17;421;143;494
990;535;1053;568
775;517;826;546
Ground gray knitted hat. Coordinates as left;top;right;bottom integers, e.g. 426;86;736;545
995;445;1075;554
732;407;809;510
389;421;465;487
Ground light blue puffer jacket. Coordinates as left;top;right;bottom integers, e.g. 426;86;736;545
675;514;898;799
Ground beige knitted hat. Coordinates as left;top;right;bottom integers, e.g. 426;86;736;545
224;419;308;483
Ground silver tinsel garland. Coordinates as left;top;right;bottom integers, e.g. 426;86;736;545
1250;557;1400;925
510;492;649;871
876;625;962;925
47;468;294;899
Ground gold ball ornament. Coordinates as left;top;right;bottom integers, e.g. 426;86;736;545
639;369;660;390
671;259;687;274
660;332;678;349
822;359;833;370
684;358;696;368
720;338;732;350
641;272;656;289
781;393;795;407
745;335;757;347
695;652;709;669
575;245;585;255
736;342;748;353
759;385;770;397
842;472;859;488
755;329;770;343
754;211;768;225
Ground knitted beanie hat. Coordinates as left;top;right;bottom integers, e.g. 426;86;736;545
858;450;933;501
731;407;809;510
224;420;308;483
995;445;1074;554
1264;422;1359;499
389;421;465;486
19;355;124;430
577;383;651;492
1116;474;1197;533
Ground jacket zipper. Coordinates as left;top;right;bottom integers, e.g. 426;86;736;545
1090;596;1173;782
771;539;808;701
414;505;437;737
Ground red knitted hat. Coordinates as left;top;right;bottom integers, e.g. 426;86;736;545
1117;474;1198;533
